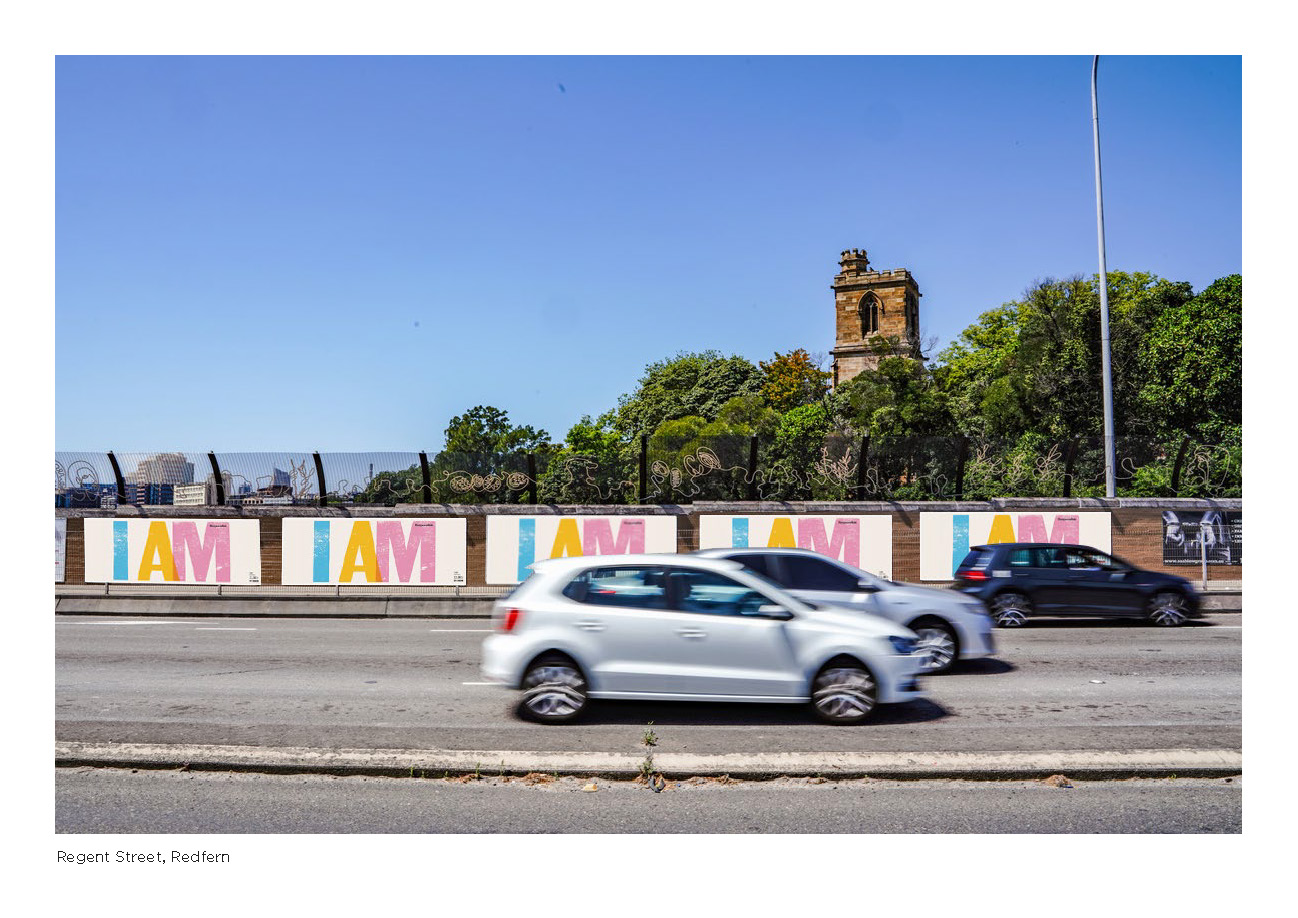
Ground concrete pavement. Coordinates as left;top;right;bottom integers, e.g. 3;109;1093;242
56;741;1242;780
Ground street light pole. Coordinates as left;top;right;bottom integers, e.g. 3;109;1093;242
1092;55;1116;498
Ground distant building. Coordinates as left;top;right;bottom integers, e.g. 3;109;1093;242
55;483;117;509
173;483;207;506
124;482;175;506
130;453;195;486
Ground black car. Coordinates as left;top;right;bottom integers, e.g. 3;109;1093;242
953;542;1201;627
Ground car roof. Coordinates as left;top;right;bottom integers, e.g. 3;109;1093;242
531;554;746;576
972;543;1098;552
694;547;828;557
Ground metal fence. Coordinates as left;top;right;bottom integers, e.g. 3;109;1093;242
55;434;1241;508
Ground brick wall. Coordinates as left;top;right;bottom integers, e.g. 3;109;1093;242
56;499;1241;588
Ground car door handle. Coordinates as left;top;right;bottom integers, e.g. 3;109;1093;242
575;620;606;632
676;628;707;639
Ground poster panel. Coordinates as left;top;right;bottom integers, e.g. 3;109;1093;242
486;515;678;584
919;511;1112;581
1162;510;1242;565
697;514;893;579
281;518;467;585
83;518;262;584
55;518;66;582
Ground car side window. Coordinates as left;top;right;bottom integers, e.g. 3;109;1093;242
731;554;771;579
1033;547;1067;569
1064;550;1102;570
563;566;666;609
667;570;769;617
781;555;860;592
1007;548;1034;567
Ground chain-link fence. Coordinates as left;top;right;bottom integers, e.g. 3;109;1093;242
55;435;1242;509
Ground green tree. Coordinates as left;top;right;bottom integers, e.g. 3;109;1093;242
537;412;636;504
614;351;763;439
759;348;831;414
1137;274;1241;442
936;272;1191;440
429;406;556;503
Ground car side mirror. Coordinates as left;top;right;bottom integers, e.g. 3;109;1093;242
857;579;880;593
757;604;795;621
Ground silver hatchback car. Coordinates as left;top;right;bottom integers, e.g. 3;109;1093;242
694;547;996;674
480;554;927;725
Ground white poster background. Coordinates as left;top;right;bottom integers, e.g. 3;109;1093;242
83;518;262;584
55;518;66;582
281;518;467;585
697;514;893;579
486;515;678;584
919;511;1112;581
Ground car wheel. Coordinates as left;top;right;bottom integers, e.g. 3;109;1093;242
1148;591;1189;627
517;654;588;724
911;619;958;673
990;592;1031;627
810;660;877;725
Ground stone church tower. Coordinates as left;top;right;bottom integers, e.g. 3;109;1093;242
829;248;922;387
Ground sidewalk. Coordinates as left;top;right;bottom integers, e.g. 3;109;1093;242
52;582;1244;617
56;741;1243;780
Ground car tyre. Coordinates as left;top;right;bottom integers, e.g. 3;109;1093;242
911;618;959;673
810;660;878;725
990;592;1031;627
1147;591;1189;627
517;654;589;724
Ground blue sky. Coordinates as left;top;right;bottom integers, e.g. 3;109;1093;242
55;55;1241;452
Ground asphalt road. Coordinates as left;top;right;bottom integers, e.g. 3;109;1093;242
55;613;1242;756
54;767;1242;833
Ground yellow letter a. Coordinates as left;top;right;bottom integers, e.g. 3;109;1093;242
137;521;177;581
339;522;380;583
766;517;796;548
550;518;583;558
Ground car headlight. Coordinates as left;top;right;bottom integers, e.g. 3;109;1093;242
888;635;918;655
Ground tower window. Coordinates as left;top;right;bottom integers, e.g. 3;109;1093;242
859;294;879;336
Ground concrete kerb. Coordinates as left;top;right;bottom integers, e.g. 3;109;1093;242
55;742;1243;781
53;591;1244;617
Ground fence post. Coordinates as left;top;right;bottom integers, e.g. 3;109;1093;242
106;451;128;505
1170;436;1191;496
527;453;538;504
855;436;870;501
1063;438;1080;498
1199;520;1209;591
313;452;327;508
207;452;225;506
747;436;758;501
955;436;968;500
419;451;432;504
639;435;648;504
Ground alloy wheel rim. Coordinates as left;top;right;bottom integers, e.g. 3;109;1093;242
522;665;586;717
812;667;876;720
994;607;1027;627
1150;598;1187;627
915;627;956;670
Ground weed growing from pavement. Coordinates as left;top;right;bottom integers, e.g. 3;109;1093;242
642;723;657;747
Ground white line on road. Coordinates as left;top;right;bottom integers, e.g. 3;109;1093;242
60;621;188;625
195;627;258;631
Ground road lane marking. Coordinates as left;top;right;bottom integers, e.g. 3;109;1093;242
195;627;258;631
60;620;188;625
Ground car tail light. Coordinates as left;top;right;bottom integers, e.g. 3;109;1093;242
496;608;523;633
959;569;988;582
